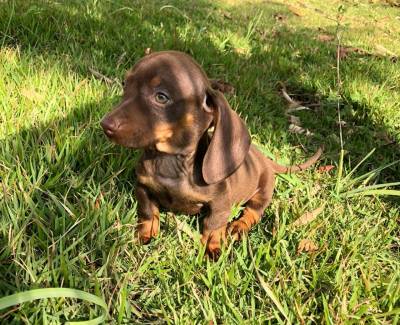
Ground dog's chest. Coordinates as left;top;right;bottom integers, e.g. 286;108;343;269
136;153;207;214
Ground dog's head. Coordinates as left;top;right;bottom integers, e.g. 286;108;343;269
101;51;250;183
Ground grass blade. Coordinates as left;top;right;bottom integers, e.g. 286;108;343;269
0;288;108;324
341;148;376;183
342;160;400;191
341;182;400;197
343;189;400;198
335;149;345;194
248;242;290;323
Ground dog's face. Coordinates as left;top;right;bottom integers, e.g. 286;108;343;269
101;51;251;184
100;51;213;153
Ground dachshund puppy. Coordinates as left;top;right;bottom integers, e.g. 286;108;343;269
101;51;322;258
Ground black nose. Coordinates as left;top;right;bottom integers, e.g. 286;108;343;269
100;117;118;137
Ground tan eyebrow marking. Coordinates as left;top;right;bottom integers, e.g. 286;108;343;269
149;76;161;87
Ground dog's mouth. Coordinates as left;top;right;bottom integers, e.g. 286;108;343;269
103;129;114;139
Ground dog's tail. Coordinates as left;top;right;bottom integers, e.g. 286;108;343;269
271;147;323;174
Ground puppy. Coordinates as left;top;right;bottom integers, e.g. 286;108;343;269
101;51;322;258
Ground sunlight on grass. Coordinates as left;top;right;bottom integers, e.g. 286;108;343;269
0;0;399;323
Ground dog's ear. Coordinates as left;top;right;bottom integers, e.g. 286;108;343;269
202;89;251;184
209;79;235;94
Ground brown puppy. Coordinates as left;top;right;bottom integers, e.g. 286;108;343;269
101;51;322;258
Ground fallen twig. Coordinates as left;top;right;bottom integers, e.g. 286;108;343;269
89;67;115;85
279;83;312;113
280;84;314;136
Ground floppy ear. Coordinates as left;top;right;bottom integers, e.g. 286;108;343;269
202;89;251;184
209;79;235;94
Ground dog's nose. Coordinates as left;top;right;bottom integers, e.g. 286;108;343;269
100;117;118;137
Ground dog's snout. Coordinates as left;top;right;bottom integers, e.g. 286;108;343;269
100;117;119;137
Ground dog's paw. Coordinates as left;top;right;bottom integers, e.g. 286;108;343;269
201;227;226;260
227;219;250;241
137;216;159;244
205;243;221;261
228;208;260;241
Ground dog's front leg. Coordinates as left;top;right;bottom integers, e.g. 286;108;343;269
136;184;160;244
201;203;230;259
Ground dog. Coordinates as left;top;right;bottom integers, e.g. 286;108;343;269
100;51;322;258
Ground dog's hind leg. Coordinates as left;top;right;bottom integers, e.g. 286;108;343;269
228;170;275;240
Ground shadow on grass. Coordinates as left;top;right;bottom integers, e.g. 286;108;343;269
0;0;399;301
1;0;398;168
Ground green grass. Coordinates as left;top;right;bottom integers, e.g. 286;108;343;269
0;0;399;323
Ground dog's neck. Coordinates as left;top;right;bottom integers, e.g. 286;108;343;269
143;131;210;181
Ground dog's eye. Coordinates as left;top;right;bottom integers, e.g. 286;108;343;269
155;92;169;104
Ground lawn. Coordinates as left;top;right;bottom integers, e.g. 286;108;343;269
0;0;399;323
